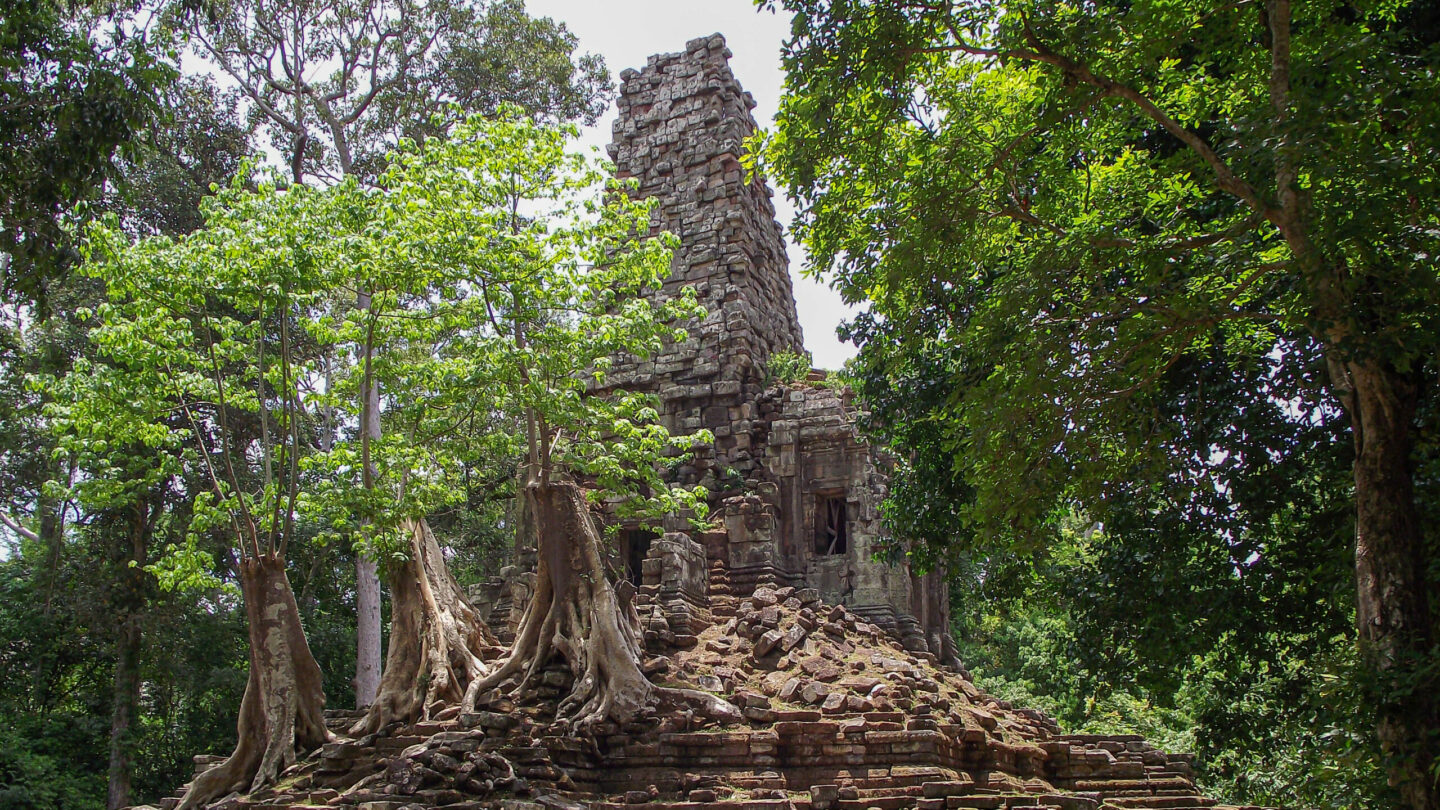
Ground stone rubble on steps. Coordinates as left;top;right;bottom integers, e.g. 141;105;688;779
134;586;1270;810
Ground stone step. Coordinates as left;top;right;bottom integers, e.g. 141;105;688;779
1100;783;1200;799
1100;789;1215;801
837;796;930;810
1105;801;1221;807
407;718;460;736
855;785;923;799
587;795;800;801
374;735;426;754
1069;778;1194;793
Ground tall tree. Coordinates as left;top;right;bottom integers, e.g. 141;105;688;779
2;9;251;808
50;76;255;808
760;0;1440;805
186;0;611;706
437;118;735;730
325;113;725;734
0;0;175;306
187;0;609;183
54;176;354;808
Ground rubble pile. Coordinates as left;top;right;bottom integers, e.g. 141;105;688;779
140;585;1262;810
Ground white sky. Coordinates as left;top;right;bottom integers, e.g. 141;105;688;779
526;0;860;370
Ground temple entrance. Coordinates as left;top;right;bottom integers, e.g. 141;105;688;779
815;494;848;556
622;528;657;586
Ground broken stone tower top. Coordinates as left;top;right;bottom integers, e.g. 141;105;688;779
591;34;954;660
605;34;806;462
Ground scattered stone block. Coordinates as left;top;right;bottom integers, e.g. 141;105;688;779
810;784;839;809
754;628;785;658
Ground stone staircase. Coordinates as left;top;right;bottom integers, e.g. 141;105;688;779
137;588;1269;810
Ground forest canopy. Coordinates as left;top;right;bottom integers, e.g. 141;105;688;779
759;0;1439;806
2;0;1438;808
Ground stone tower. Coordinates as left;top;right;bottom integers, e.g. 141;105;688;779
604;33;805;475
476;34;955;664
605;34;953;659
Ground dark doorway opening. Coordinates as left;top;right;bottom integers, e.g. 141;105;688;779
623;528;658;586
815;495;848;556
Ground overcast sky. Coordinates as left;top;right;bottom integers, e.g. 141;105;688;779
525;0;861;370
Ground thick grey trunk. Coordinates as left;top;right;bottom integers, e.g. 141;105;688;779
354;557;382;707
350;518;495;736
461;482;739;731
1345;358;1437;810
176;554;330;810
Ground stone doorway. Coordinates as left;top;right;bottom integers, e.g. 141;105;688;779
815;494;848;556
622;528;658;586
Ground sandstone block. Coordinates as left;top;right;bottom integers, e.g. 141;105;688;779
779;677;802;702
810;784;839;810
753;628;784;658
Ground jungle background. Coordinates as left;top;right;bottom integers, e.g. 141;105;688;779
2;0;1436;808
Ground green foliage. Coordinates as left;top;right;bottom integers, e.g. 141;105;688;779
947;529;1390;807
761;0;1440;554
55;109;706;577
48;168;337;570
364;111;710;525
371;0;612;146
763;350;812;386
187;0;611;182
0;555;109;810
108;75;255;238
0;0;177;306
0;723;106;810
0;530;248;809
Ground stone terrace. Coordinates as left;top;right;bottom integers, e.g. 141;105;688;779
145;585;1257;810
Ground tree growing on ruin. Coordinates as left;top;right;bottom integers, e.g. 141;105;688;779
761;0;1440;805
185;0;612;706
315;115;731;732
50;175;357;809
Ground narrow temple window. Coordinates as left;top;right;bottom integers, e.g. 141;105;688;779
623;529;656;586
816;495;848;555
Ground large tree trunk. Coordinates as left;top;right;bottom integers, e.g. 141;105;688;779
105;613;141;810
350;518;497;736
105;502;149;810
1345;359;1438;810
462;482;738;731
354;557;382;707
177;554;330;810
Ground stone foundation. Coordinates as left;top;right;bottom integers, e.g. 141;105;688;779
145;588;1262;810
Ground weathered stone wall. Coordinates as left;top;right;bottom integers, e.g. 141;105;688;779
754;382;953;658
470;33;953;665
599;33;953;665
605;33;805;475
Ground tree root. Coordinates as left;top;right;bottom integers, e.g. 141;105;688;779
351;518;500;737
177;554;330;810
462;481;738;731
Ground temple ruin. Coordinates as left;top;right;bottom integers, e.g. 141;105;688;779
473;31;953;666
140;34;1265;810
